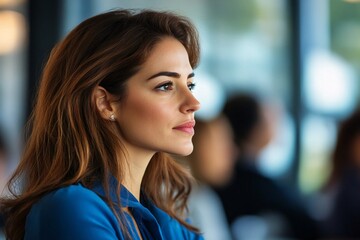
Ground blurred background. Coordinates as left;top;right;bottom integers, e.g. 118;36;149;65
1;0;360;238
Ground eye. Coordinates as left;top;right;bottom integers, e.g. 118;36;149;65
155;81;174;91
188;82;196;91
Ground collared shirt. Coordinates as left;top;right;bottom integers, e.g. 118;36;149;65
24;179;204;240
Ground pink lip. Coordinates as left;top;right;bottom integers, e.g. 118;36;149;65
173;120;196;134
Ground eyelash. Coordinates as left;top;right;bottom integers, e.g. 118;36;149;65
188;82;196;91
156;81;174;91
155;82;196;92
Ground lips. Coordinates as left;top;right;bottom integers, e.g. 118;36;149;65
173;120;195;134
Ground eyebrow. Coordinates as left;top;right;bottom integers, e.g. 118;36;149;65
147;71;195;80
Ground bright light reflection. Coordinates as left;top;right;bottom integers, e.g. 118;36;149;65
304;50;357;116
192;72;226;121
0;11;26;55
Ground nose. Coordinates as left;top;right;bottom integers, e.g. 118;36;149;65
180;88;201;113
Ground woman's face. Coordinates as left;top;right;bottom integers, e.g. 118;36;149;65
115;37;200;157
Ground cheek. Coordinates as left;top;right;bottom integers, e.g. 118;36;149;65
122;96;173;129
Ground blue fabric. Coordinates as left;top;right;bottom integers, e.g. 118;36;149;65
24;179;204;240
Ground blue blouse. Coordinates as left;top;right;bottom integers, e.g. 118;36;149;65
24;179;204;240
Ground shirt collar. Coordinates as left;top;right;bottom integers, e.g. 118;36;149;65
91;175;143;208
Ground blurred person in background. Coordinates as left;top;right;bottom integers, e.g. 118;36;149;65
182;114;236;240
214;93;319;240
321;106;360;238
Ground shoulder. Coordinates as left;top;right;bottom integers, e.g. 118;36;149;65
25;184;122;239
31;183;109;216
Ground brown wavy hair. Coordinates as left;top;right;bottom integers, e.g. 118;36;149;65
1;9;200;239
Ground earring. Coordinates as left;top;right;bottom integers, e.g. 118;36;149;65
109;113;115;121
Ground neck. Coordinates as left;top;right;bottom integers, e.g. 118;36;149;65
121;147;154;201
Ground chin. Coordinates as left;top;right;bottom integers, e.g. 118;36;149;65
171;147;194;157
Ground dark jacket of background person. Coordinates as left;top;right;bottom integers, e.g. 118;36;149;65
214;93;319;240
321;107;360;238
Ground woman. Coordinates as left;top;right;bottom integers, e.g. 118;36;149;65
1;9;203;240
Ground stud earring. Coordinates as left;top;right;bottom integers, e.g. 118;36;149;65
109;113;115;121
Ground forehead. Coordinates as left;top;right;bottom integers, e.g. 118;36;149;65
141;37;192;72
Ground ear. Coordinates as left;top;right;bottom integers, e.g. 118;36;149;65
93;86;116;121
